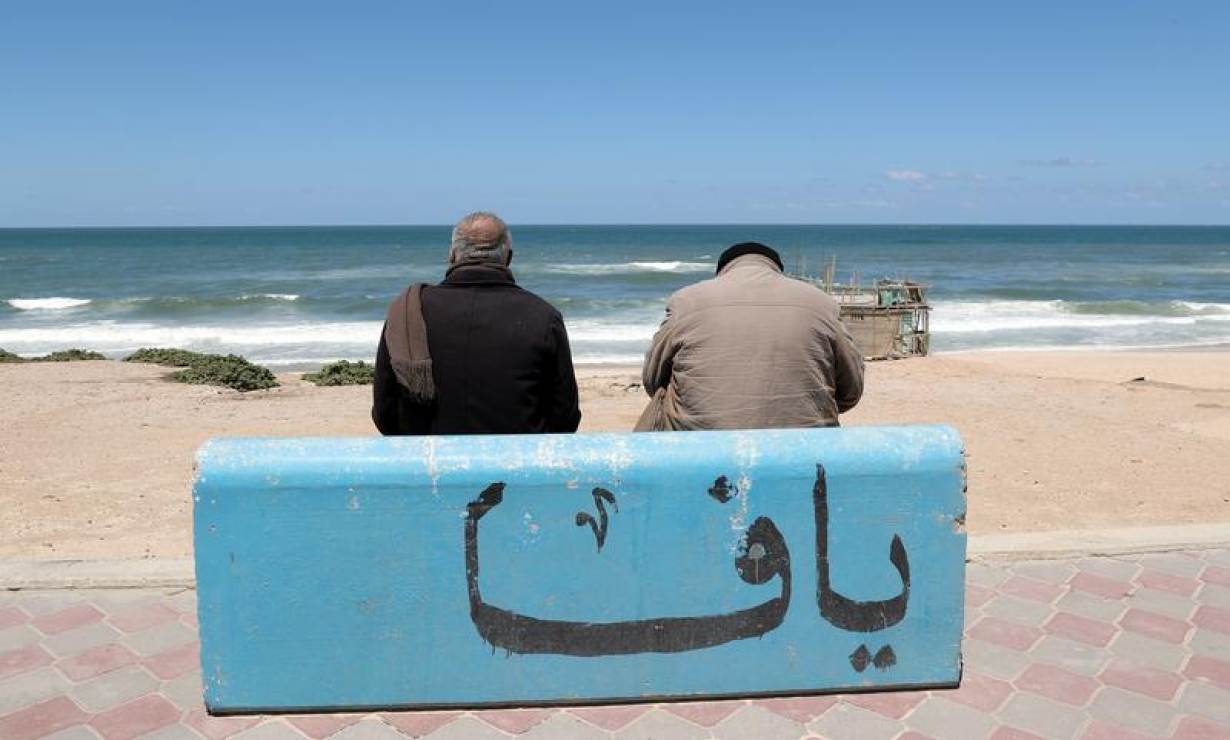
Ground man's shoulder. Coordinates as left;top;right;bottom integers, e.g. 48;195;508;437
669;272;838;313
510;286;564;320
667;276;719;310
425;281;562;320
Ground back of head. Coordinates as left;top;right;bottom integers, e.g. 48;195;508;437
715;242;783;274
449;211;513;267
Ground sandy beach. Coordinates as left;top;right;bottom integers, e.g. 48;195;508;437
2;350;1229;561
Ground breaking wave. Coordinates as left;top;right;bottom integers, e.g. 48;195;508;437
6;297;92;310
0;321;383;351
543;261;711;276
929;298;1230;352
7;294;308;315
565;319;659;343
239;293;300;302
0;317;661;366
931;300;1230;334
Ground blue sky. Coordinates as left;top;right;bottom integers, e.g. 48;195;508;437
2;1;1228;226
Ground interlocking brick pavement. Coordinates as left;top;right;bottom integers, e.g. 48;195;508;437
3;548;1230;739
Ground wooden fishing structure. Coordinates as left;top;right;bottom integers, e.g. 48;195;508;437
792;257;931;360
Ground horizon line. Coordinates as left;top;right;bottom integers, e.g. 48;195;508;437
3;221;1230;230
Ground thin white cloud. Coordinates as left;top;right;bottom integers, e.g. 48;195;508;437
1203;162;1230;172
1019;157;1104;167
937;171;989;183
885;169;927;182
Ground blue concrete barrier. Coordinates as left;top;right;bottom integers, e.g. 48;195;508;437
193;426;966;712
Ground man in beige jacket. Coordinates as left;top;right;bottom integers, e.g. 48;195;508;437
639;242;864;431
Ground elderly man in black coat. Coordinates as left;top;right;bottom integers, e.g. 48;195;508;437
372;212;581;435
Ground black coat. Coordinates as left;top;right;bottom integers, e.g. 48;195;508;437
372;265;581;435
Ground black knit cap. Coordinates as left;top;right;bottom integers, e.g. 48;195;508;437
716;242;783;274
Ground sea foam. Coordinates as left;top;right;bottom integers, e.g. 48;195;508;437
931;300;1230;334
545;261;711;276
0;321;383;347
239;293;301;301
7;297;92;310
564;319;659;343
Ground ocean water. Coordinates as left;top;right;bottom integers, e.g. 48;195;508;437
1;225;1228;367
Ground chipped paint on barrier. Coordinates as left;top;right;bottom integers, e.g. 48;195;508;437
531;436;579;472
603;436;635;483
425;437;476;496
520;511;542;545
424;438;441;494
193;425;966;711
725;432;762;551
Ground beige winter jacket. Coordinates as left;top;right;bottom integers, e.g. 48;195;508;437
641;254;864;430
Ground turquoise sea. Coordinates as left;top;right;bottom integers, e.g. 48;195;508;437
1;225;1228;367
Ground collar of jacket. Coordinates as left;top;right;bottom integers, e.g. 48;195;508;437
442;263;517;286
717;253;783;276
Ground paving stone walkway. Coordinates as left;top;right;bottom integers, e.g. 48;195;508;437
3;548;1230;740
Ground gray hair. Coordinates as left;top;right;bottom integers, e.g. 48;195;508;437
448;211;513;266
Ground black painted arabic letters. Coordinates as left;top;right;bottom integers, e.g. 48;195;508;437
872;644;897;670
465;482;792;656
814;464;911;632
849;643;898;672
849;643;872;672
574;487;617;552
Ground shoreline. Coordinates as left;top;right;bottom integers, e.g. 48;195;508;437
8;340;1230;375
938;342;1230;356
3;348;1229;561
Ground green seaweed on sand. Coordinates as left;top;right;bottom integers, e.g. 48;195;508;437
303;360;375;386
125;347;278;391
170;354;279;392
38;349;107;362
124;347;211;367
1;348;108;362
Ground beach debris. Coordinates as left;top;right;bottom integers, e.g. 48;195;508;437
303;360;375;386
